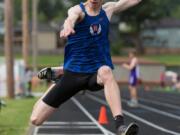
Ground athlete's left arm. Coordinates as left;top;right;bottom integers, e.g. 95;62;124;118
113;0;141;12
122;58;137;70
103;0;141;20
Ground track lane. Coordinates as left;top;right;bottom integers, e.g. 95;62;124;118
32;87;180;135
86;90;180;135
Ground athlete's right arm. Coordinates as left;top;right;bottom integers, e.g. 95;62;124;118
122;58;137;70
60;5;82;38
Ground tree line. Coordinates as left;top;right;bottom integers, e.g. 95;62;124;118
12;0;180;54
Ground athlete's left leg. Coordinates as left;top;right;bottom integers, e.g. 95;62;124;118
97;66;123;117
97;66;139;135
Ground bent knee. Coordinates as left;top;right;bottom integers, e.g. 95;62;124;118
98;66;112;75
98;66;114;82
30;116;43;126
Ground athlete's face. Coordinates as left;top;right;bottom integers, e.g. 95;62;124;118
129;53;134;59
88;0;103;9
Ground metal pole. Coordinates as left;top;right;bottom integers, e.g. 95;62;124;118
32;0;38;72
4;0;15;98
22;0;29;67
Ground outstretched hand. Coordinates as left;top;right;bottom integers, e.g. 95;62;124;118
60;27;75;38
60;19;75;38
122;63;127;68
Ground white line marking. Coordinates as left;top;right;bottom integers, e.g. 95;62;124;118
43;121;96;125
139;98;180;110
87;94;180;135
38;133;104;135
123;111;180;135
144;94;180;105
33;126;39;135
149;91;180;100
122;99;180;120
38;125;99;129
71;97;115;135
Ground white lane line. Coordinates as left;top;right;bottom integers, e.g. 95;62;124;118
38;125;99;129
34;121;100;135
38;133;104;135
122;99;180;120
87;94;180;135
123;111;180;135
33;126;39;135
144;94;180;105
43;121;96;125
148;91;180;100
71;97;115;135
139;98;180;110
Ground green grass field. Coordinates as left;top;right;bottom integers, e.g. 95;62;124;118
20;54;180;66
1;53;180;66
0;98;37;135
143;54;180;66
35;54;180;66
28;55;64;67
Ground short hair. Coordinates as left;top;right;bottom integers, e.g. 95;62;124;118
129;50;137;56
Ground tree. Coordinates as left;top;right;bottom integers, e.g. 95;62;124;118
14;0;22;23
38;0;66;22
4;0;15;98
119;0;180;54
22;0;29;67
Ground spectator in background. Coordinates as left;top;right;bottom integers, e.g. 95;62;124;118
0;99;6;109
25;67;33;97
164;71;177;86
122;50;139;107
160;71;180;91
16;79;26;99
172;74;180;90
173;74;180;91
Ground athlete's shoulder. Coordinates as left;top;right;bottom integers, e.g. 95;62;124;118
68;4;83;15
102;2;116;10
102;2;116;21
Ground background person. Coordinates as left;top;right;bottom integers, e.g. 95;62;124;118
25;67;33;97
122;50;139;107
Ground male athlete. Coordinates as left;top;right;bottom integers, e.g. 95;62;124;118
122;51;140;107
30;0;141;135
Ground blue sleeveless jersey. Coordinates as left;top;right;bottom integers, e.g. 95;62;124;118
63;2;114;73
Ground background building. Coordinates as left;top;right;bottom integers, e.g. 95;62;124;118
142;18;180;54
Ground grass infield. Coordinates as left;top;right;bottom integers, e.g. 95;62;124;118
0;98;37;135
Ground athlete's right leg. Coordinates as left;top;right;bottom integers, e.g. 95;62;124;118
30;84;57;126
37;66;64;82
30;70;86;126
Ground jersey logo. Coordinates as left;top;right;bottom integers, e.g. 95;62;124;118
90;24;102;36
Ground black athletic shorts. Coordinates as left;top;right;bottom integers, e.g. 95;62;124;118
43;70;103;108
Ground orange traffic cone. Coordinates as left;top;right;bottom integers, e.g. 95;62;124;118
98;106;108;124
